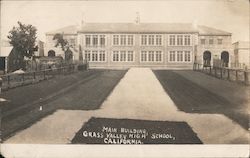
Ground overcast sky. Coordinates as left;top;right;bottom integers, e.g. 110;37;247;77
1;0;249;43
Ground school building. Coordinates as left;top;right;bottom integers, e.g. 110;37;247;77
45;22;233;69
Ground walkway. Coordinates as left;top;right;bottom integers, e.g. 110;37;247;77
5;68;249;144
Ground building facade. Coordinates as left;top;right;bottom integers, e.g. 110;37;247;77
45;23;233;69
232;41;250;69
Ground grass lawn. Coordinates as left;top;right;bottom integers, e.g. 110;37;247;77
1;69;127;140
153;70;249;130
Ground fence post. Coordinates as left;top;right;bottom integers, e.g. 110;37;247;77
215;67;217;78
22;73;25;84
235;70;238;81
227;69;230;80
33;72;36;80
209;66;211;74
7;75;10;86
244;71;249;85
0;77;2;94
220;68;223;79
43;70;46;80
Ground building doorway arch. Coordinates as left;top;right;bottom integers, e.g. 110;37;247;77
221;51;229;67
48;50;56;57
203;51;211;66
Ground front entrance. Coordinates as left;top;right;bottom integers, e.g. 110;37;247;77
221;51;229;67
203;51;211;67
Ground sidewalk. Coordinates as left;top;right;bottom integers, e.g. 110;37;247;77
5;68;249;144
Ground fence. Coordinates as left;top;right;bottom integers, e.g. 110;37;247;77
0;64;88;91
193;63;250;86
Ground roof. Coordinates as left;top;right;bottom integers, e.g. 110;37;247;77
78;23;198;33
197;25;231;35
0;46;13;57
46;23;232;35
46;25;78;35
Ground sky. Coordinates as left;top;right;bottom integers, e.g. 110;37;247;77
0;0;249;43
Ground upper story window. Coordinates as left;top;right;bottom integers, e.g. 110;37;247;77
100;35;105;46
148;35;154;45
218;39;223;45
127;35;134;45
92;35;98;46
169;51;176;62
169;35;175;46
120;35;126;45
201;39;206;45
177;35;183;46
184;35;191;46
209;39;214;45
113;35;119;45
156;35;162;46
127;51;134;62
141;35;147;45
85;35;91;46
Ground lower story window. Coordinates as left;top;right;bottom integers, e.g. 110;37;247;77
140;51;162;62
85;50;105;62
184;51;191;62
127;51;134;62
177;51;183;62
169;51;176;62
169;50;192;62
120;51;126;61
141;51;147;62
113;51;119;62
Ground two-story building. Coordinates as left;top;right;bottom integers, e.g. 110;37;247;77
45;22;233;69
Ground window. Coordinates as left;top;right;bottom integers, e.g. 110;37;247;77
177;35;183;45
120;51;126;61
100;35;105;46
127;51;134;61
169;51;175;62
155;51;162;62
201;39;206;45
156;35;162;45
141;35;147;45
92;35;98;46
170;35;175;46
128;35;134;45
184;51;191;62
184;35;191;45
177;51;183;62
99;51;105;61
113;51;119;62
113;35;119;45
148;51;154;61
120;35;126;45
218;39;223;45
85;50;91;61
92;51;98;61
85;35;91;46
148;35;154;45
141;51;147;62
209;39;213;45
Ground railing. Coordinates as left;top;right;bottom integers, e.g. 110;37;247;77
193;63;250;86
0;64;88;91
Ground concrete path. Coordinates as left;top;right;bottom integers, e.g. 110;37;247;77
5;68;249;144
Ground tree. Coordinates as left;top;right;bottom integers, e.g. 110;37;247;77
53;33;73;63
7;21;38;70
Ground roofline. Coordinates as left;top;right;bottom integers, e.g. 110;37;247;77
46;33;77;35
199;33;232;36
76;31;199;34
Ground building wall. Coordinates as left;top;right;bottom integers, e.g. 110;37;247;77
79;33;195;69
197;35;233;67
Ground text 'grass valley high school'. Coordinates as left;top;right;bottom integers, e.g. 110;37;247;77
45;22;233;69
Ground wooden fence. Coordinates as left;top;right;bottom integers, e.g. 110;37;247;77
0;64;88;91
193;63;250;86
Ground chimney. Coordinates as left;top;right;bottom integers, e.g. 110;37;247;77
135;12;140;24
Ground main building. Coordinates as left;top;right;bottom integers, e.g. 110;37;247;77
45;22;233;69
